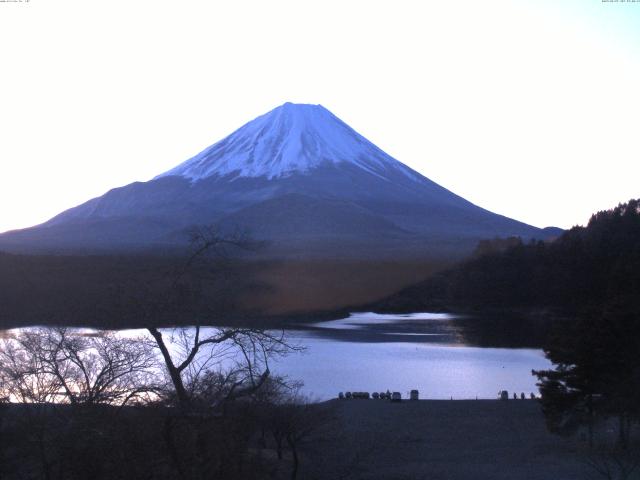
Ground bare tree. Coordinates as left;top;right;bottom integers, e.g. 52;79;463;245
146;227;301;409
0;328;158;406
149;325;300;408
263;389;335;480
130;227;305;480
0;328;160;480
0;227;301;480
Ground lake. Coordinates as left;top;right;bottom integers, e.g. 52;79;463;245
1;312;551;401
271;312;551;400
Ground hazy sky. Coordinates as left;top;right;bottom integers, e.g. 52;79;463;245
1;0;639;233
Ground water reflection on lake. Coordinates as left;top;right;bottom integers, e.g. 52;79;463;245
272;312;551;400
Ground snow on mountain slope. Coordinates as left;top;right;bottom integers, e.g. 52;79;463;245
156;102;422;182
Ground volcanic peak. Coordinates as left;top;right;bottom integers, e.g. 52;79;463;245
156;102;421;182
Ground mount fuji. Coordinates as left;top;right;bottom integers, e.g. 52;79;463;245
0;103;559;257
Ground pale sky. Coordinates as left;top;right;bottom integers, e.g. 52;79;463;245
1;0;639;233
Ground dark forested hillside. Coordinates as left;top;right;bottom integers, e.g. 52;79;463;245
373;199;640;316
0;250;281;329
0;250;448;329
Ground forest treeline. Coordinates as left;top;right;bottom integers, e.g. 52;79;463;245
373;199;640;318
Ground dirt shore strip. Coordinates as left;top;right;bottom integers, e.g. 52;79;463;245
311;399;590;480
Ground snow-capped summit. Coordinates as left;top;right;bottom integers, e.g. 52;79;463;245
156;102;420;182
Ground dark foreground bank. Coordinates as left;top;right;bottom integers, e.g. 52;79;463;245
319;399;591;480
1;399;613;480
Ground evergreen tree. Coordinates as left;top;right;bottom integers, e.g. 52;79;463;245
534;199;640;449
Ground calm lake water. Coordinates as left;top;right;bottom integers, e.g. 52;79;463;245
3;312;551;401
271;312;551;400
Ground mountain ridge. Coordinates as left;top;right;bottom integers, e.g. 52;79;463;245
0;103;559;257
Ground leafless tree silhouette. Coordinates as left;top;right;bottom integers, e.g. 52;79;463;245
0;328;158;406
